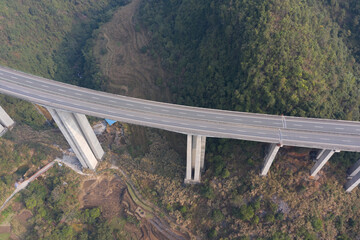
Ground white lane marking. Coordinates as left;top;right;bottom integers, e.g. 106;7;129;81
335;127;344;130
357;129;360;131
10;76;17;79
199;126;206;128
75;93;82;96
253;120;262;123
215;116;224;119
161;120;170;123
126;103;134;106
342;140;351;143
314;126;324;128
217;128;225;130
91;96;99;99
144;117;153;120
109;100;116;103
0;73;3;75
293;124;303;127
161;109;169;112
41;84;49;88
237;130;246;132
107;111;118;114
197;114;205;117
125;114;134;117
299;136;309;139
26;80;32;83
144;106;152;110
181;123;189;126
58;89;65;92
319;138;330;141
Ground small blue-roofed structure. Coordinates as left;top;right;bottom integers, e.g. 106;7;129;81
105;119;117;126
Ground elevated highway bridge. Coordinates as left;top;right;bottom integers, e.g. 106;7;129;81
0;65;359;191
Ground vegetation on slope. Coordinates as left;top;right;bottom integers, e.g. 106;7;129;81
133;0;360;239
139;0;360;120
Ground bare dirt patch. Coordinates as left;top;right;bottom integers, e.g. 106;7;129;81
0;226;10;234
79;174;189;239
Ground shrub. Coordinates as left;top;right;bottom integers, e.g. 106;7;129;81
238;205;254;221
265;213;275;223
311;216;323;232
208;229;218;239
201;184;215;200
212;209;224;223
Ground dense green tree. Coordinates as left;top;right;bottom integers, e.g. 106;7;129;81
139;0;360;120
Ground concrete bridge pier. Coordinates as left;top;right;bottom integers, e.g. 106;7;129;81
347;158;360;180
310;149;339;177
47;108;104;170
260;143;282;176
345;170;360;192
0;106;15;135
184;135;206;184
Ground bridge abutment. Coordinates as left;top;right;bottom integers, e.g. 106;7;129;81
185;135;206;184
47;108;104;170
260;143;282;176
310;149;339;177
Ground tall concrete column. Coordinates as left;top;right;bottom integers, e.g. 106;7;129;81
345;171;360;192
347;158;360;179
0;106;14;129
310;149;338;177
316;149;326;160
73;113;104;160
193;135;202;182
185;135;192;182
0;106;15;136
200;136;206;170
47;108;104;170
184;134;206;184
260;143;281;176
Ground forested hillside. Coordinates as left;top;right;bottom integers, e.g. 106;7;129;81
0;1;131;239
0;0;129;89
139;0;360;120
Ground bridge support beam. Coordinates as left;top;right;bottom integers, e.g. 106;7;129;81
185;135;206;184
316;149;326;160
47;108;104;170
310;149;338;177
345;171;360;192
347;158;360;179
0;106;14;128
260;143;281;176
0;106;15;135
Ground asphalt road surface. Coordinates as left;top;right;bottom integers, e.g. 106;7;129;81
0;65;360;152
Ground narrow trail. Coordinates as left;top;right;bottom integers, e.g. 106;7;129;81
110;165;193;240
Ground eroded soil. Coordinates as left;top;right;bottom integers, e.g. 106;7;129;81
79;175;189;240
95;0;170;101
